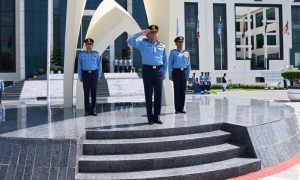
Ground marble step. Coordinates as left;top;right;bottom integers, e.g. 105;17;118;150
76;158;261;180
83;130;231;155
86;124;222;140
79;143;244;173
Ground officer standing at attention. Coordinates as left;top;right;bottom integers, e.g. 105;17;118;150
169;36;191;114
128;25;167;125
200;72;205;94
124;58;129;72
78;38;102;116
113;57;118;73
116;57;121;72
128;57;133;73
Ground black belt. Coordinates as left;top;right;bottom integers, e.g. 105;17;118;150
82;69;98;74
143;65;163;69
173;68;186;71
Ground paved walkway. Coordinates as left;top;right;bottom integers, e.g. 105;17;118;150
1;90;300;179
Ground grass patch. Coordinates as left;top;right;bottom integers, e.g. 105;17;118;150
209;88;265;95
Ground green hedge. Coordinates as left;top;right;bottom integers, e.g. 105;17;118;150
50;65;64;72
281;70;300;81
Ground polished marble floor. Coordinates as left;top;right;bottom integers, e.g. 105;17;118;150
0;95;294;140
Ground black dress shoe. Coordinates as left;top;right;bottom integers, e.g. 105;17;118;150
84;113;89;117
175;111;179;114
90;112;97;116
179;110;186;114
153;119;163;124
148;120;154;125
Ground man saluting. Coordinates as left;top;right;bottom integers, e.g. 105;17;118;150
127;25;167;125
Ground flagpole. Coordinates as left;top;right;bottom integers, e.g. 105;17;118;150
47;0;52;106
244;36;246;84
219;16;223;71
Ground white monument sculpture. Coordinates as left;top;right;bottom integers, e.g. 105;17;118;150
63;0;176;109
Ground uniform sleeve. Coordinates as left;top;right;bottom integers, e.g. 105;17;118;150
163;48;168;77
168;51;174;78
77;53;82;79
98;55;102;78
127;33;142;50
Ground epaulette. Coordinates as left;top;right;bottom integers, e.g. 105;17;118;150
158;41;165;45
93;51;98;54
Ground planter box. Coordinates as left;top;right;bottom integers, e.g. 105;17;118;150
287;86;300;101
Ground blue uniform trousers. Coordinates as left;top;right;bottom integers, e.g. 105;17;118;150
172;69;187;111
142;65;163;120
82;70;98;114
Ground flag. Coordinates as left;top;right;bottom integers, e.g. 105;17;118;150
176;18;180;36
196;18;200;38
217;16;223;37
283;20;289;35
242;21;247;39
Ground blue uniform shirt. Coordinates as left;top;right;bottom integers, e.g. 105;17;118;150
77;50;102;79
123;60;128;67
204;76;211;82
127;33;167;76
200;75;205;83
128;59;133;66
192;76;196;84
113;59;118;66
168;49;191;80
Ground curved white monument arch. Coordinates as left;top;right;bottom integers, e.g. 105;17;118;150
75;0;141;108
64;0;176;108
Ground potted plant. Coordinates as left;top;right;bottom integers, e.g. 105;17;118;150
282;70;300;101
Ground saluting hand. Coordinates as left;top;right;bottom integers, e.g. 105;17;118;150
141;29;151;36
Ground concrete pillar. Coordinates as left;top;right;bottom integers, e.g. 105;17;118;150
63;0;87;108
16;0;26;81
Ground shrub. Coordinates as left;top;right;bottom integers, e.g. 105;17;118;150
50;65;64;72
37;68;45;75
282;70;300;81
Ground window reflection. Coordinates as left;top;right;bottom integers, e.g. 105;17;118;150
0;0;15;73
235;6;283;70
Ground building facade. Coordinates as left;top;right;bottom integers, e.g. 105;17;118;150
1;0;300;84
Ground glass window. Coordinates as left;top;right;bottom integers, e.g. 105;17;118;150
292;7;300;68
256;12;263;28
236;38;241;52
213;4;228;70
267;35;276;45
235;5;283;66
266;8;275;20
251;55;265;70
256;34;264;49
0;0;15;73
236;22;240;32
185;2;199;70
295;53;300;68
251;15;254;29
